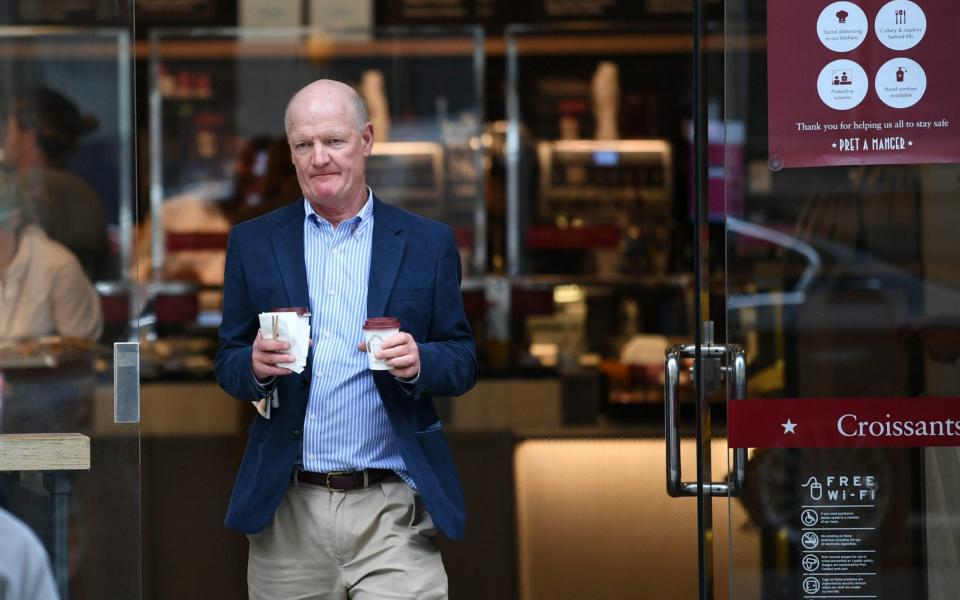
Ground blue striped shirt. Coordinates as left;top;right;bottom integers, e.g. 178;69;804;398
301;191;410;483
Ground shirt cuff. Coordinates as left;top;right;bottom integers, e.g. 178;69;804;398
394;368;420;394
252;368;276;396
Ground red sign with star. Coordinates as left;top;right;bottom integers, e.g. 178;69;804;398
767;0;960;168
729;397;960;448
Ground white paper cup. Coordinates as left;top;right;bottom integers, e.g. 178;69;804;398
363;317;401;371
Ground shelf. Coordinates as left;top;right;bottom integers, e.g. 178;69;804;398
134;33;763;60
0;28;765;60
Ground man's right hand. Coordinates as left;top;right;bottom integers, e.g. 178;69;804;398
252;330;295;380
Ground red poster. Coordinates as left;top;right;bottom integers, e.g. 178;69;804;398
767;0;960;168
729;397;960;448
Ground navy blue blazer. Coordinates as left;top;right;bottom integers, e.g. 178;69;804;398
214;196;477;540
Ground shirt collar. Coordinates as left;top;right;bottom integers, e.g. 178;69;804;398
303;187;373;232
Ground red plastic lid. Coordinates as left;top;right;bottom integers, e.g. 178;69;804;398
363;317;400;330
269;307;311;316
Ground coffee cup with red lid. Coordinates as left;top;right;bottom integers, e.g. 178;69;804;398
362;317;400;371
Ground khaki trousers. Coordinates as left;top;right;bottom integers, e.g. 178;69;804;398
247;477;447;600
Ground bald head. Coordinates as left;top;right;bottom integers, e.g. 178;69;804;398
284;78;375;224
283;79;369;136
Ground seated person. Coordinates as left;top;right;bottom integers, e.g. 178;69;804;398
3;86;110;282
0;173;102;341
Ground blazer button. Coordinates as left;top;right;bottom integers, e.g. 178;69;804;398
290;430;301;440
300;378;310;390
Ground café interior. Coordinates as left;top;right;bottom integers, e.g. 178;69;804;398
1;1;960;599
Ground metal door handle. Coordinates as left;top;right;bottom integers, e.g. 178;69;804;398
665;335;746;497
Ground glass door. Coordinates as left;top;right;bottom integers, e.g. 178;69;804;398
722;0;960;598
0;14;141;600
659;0;740;596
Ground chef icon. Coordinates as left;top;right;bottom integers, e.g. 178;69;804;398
836;9;848;23
896;67;906;82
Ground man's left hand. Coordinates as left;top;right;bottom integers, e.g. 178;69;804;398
357;332;420;379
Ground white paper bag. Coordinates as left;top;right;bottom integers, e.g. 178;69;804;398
258;311;311;374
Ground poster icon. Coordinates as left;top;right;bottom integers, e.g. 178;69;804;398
801;509;820;527
802;554;821;572
818;2;867;52
802;531;820;550
803;577;822;594
875;0;926;50
875;57;926;108
818;59;868;110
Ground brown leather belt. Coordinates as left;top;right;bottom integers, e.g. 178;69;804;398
293;468;394;491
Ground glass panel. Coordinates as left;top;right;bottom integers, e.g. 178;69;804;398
724;1;960;598
0;20;140;600
505;23;708;597
503;23;692;377
505;24;678;279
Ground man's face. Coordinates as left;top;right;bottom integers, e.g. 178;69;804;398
286;85;373;214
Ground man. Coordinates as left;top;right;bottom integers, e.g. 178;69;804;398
215;79;476;599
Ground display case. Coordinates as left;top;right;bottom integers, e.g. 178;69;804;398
148;26;487;296
505;24;688;278
501;24;693;408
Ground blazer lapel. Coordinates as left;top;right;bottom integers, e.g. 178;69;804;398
270;202;309;308
368;198;405;317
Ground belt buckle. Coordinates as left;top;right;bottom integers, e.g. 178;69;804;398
325;471;349;492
